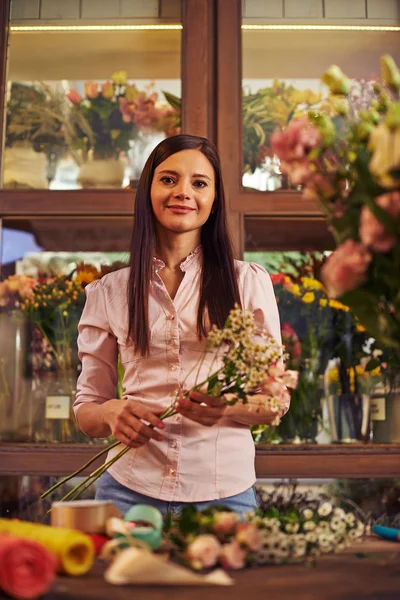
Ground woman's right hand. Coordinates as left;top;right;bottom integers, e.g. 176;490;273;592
101;399;165;449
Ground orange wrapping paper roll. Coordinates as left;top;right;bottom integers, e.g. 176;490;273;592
0;519;94;576
0;534;57;599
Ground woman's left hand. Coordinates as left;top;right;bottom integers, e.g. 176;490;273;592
176;390;226;426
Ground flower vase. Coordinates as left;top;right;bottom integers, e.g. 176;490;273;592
371;374;400;443
77;157;125;189
32;370;88;443
3;142;48;189
326;392;371;443
0;313;33;442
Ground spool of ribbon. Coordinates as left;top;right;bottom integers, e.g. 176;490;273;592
51;499;121;534
0;519;94;576
123;504;163;550
0;534;57;599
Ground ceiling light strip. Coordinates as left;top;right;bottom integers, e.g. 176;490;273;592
9;24;400;33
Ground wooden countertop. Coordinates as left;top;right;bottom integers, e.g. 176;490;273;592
43;538;400;600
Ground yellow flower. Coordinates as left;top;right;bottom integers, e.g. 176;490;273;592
125;85;139;103
111;70;128;86
301;277;324;291
322;65;350;95
302;292;315;304
329;299;350;312
290;284;301;296
380;55;400;92
319;299;328;307
75;263;100;286
328;367;339;383
369;367;381;377
356;323;366;333
368;123;400;188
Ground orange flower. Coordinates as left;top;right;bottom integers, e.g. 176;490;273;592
75;263;100;286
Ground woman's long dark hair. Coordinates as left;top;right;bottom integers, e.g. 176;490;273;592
128;134;241;356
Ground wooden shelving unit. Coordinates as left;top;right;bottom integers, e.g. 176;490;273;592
1;443;400;479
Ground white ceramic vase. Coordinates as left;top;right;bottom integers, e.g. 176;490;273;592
4;142;48;189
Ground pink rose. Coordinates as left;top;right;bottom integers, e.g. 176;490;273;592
321;240;372;299
235;523;263;551
359;192;400;253
262;377;287;401
84;82;98;99
212;511;239;534
271;119;321;163
219;540;247;570
66;89;81;104
186;534;221;570
271;119;321;185
268;362;285;377
281;369;299;389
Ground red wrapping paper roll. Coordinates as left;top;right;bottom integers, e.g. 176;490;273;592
0;534;57;600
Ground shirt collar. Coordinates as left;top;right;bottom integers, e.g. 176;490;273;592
152;245;203;275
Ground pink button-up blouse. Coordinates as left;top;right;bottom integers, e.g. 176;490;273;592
74;248;282;501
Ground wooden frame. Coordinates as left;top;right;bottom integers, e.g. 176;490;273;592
216;0;329;254
0;0;216;218
1;443;399;479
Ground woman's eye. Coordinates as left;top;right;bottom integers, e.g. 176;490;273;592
193;180;207;188
160;176;175;184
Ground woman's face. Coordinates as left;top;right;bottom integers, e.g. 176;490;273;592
150;149;216;236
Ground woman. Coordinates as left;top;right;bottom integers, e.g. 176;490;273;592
74;134;287;516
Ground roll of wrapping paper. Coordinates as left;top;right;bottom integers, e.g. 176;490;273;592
0;519;94;576
0;534;57;599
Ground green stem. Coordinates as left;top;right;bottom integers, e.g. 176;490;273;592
40;440;121;499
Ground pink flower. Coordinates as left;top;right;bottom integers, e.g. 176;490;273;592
84;82;98;99
281;322;302;361
262;377;287;401
359;192;400;253
271;119;321;163
18;276;35;298
235;523;263;551
281;369;299;389
66;89;81;104
268;361;285;377
212;511;239;534
271;119;321;185
302;173;336;202
186;534;221;570
219;540;247;570
101;81;114;100
119;98;134;123
321;240;372;299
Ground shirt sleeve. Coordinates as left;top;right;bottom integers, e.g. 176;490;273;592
73;279;118;416
242;263;290;416
242;262;282;345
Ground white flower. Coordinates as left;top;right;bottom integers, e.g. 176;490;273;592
305;532;317;543
303;509;314;520
316;521;331;533
318;502;333;517
330;517;346;532
344;513;356;526
285;522;300;534
333;507;346;519
303;520;316;531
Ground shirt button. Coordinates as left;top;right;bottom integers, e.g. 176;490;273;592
168;468;176;476
171;364;178;371
167;314;175;320
171;440;178;448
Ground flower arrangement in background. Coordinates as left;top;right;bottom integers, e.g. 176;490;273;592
42;306;298;501
0;263;126;442
163;484;364;570
242;80;329;177
65;71;179;164
271;55;400;368
5;83;66;153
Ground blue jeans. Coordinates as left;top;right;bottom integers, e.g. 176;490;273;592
96;471;258;517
